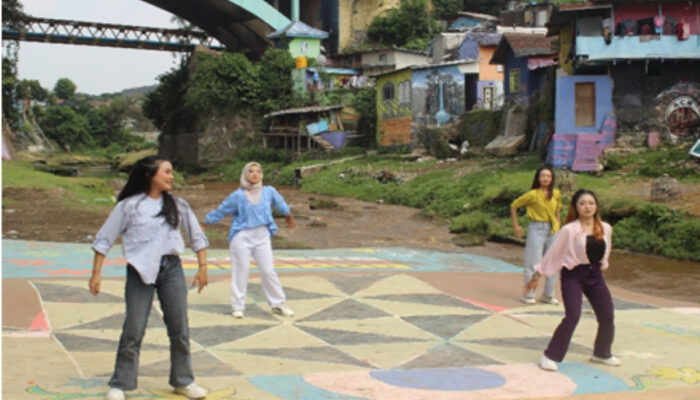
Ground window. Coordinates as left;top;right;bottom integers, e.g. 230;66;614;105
300;41;309;54
509;68;521;93
382;82;395;101
575;82;596;126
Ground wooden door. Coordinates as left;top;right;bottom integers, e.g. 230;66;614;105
575;82;596;126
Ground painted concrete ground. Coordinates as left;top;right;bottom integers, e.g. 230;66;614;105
2;239;699;400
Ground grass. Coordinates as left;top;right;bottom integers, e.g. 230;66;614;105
2;161;115;212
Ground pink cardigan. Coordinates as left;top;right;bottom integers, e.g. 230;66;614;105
535;220;612;277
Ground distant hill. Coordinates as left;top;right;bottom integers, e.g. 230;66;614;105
121;84;158;97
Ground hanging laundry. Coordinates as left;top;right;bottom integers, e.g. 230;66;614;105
654;16;665;34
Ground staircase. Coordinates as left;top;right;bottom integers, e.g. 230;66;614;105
311;134;335;151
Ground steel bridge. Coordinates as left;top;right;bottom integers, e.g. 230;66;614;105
2;17;224;52
2;0;294;54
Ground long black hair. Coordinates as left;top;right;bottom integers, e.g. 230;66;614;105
531;166;555;200
118;156;179;228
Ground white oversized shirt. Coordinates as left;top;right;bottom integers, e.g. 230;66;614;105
92;193;208;284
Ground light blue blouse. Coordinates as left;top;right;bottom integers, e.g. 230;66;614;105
205;186;290;243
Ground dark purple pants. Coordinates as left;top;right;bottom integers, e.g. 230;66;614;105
544;263;615;362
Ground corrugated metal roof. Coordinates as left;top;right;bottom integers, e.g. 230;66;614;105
504;33;557;57
264;105;343;118
464;32;502;46
267;20;329;40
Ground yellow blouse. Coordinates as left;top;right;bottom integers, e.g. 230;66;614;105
511;188;562;234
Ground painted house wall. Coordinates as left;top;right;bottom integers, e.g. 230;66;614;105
478;46;502;81
576;35;700;60
362;51;429;70
412;65;467;126
288;38;321;59
376;69;414;146
477;80;504;109
559;25;574;75
555;75;613;134
503;52;531;99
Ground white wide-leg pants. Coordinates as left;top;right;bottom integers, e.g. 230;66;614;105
228;225;286;311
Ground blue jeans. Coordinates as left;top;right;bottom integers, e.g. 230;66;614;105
523;221;558;300
109;255;194;391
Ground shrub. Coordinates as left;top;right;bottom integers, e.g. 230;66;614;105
449;211;494;234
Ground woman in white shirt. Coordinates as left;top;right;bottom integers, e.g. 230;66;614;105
89;156;209;400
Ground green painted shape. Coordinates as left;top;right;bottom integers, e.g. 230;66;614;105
229;0;291;30
288;37;321;60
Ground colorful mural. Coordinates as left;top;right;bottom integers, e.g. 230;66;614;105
412;66;466;126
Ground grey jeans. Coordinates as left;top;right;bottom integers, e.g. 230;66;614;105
109;255;194;390
523;221;558;300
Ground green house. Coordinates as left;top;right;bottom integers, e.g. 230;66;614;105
267;20;328;61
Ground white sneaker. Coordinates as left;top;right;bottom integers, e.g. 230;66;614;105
174;382;208;399
539;354;558;371
590;355;621;366
105;388;124;400
540;296;560;305
272;305;295;317
520;297;536;305
232;310;244;319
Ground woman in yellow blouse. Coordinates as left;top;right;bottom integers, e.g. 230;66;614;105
510;167;562;305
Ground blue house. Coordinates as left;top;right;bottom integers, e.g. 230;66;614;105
546;0;700;167
489;33;558;102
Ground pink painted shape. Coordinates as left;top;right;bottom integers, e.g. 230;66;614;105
459;297;507;313
7;258;52;267
29;311;49;331
305;364;576;400
41;269;92;276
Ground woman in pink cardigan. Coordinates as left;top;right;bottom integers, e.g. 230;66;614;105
525;189;621;371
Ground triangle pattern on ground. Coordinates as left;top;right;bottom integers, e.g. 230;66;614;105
298;299;392;322
66;308;165;330
247;283;332;303
295;325;428;345
139;350;241;377
397;343;502;369
190;324;276;347
32;281;122;303
463;336;591;355
367;293;484;311
235;346;372;368
54;332;167;352
401;314;491;339
325;275;388;295
189;303;279;322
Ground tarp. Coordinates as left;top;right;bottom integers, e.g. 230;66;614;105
528;56;557;70
319;131;349;149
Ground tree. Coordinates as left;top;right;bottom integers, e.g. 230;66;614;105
40;105;93;150
367;0;442;51
433;0;463;20
351;87;378;148
143;59;195;134
17;79;48;102
2;57;20;126
183;51;259;113
256;48;295;113
54;78;77;100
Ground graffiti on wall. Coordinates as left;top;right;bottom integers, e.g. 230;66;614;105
665;96;700;135
412;66;466;126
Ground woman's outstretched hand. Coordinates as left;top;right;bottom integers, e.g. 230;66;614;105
524;274;540;295
286;214;296;231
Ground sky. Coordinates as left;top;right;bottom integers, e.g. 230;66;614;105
16;0;186;95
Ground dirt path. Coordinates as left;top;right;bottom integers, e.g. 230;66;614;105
2;180;698;302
